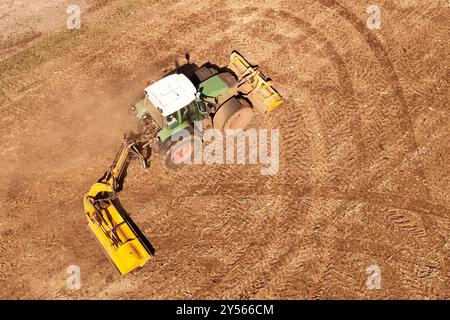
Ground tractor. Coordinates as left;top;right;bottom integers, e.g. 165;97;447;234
131;51;284;168
83;51;284;275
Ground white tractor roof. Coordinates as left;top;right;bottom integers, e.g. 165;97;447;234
144;73;196;117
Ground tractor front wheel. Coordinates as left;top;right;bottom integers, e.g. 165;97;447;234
162;134;202;169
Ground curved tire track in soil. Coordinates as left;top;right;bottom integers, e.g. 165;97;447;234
200;3;444;297
316;0;430;196
309;5;446;297
148;3;447;298
176;5;368;297
1;0;448;299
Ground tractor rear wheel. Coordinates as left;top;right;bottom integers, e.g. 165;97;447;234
213;98;253;131
162;133;202;169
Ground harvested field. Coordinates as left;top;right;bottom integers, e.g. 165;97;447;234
0;0;449;299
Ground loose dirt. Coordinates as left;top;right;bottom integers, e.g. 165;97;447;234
0;0;448;299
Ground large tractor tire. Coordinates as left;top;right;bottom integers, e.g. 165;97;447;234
194;66;218;82
162;133;202;169
213;98;253;131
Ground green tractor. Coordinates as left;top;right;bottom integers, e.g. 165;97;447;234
131;51;285;169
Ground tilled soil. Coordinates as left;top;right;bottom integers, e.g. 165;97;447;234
0;0;448;299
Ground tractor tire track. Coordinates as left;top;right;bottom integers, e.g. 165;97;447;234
315;0;430;196
130;1;446;298
1;0;448;299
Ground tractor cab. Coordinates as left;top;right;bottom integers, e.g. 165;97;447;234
134;73;209;140
132;73;205;167
144;73;197;118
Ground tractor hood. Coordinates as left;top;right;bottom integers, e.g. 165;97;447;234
144;73;196;116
